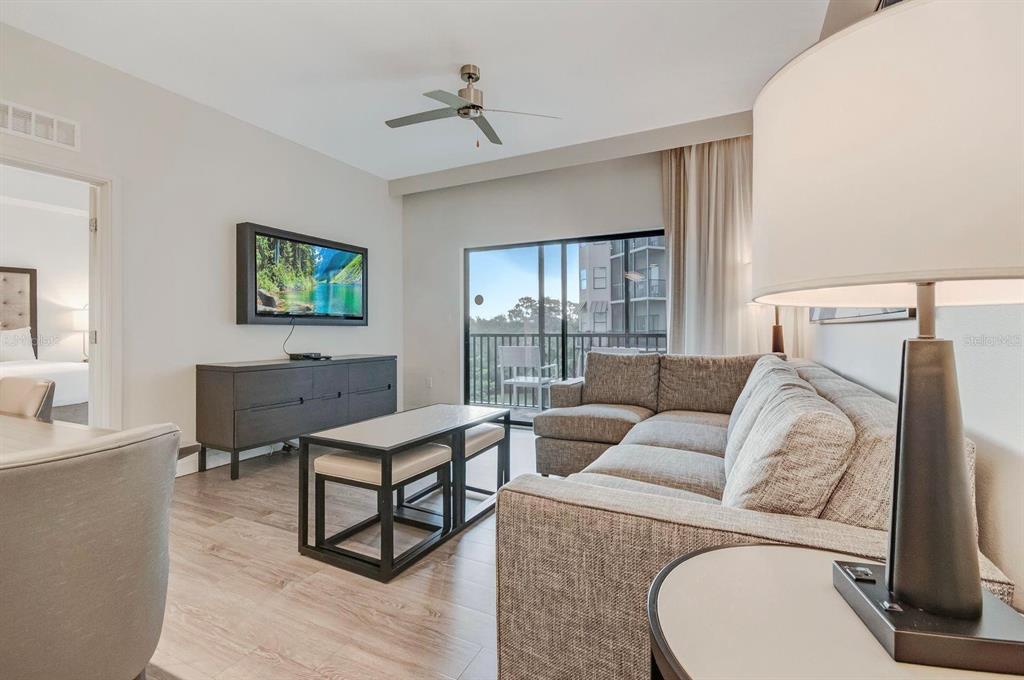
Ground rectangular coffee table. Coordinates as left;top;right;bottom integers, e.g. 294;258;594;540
297;404;510;579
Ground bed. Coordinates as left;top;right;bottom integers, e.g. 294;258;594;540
0;266;90;424
0;359;89;407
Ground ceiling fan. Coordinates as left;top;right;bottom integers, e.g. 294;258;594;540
385;64;559;145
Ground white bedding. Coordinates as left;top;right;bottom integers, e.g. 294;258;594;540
0;360;89;407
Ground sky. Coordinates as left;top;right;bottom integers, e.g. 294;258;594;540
468;244;580;319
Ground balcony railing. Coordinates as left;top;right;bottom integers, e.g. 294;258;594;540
630;278;666;299
466;332;668;413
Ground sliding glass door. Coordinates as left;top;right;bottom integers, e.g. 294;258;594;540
464;231;666;425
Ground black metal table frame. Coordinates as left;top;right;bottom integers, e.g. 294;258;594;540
297;407;511;581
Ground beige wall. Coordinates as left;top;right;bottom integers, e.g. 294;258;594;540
0;25;403;471
401;153;662;408
802;306;1024;608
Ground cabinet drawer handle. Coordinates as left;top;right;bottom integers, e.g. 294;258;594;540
246;398;304;413
353;384;392;395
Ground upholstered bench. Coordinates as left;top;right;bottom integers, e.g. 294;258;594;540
399;422;509;508
313;441;453;580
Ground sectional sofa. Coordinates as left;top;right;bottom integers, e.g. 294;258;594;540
495;353;1014;680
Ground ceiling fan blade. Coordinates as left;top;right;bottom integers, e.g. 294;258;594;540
483;108;561;120
423;89;472;109
473;115;502;145
385;107;457;128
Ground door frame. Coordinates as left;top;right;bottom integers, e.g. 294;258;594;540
1;153;123;429
463;228;664;426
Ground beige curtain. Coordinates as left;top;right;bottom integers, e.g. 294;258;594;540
662;136;767;355
662;136;806;357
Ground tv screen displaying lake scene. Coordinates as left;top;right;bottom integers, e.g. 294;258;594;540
254;231;364;319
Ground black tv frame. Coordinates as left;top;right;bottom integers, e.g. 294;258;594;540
236;222;368;326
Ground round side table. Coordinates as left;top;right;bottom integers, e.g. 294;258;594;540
647;545;1017;680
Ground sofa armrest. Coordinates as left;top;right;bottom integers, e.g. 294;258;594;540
495;475;1014;680
549;378;584;408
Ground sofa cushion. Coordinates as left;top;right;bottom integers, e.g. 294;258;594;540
581;352;660;411
533;404;653;445
728;355;798;440
657;353;767;415
789;359;981;533
584;444;726;499
535;437;612;477
722;386;856;518
724;367;815;476
620;410;729;457
567;472;720;504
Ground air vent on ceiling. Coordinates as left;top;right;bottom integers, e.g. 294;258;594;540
0;101;80;151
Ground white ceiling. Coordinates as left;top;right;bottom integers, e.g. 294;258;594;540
2;1;828;180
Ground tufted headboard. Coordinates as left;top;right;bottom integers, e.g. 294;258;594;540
0;267;38;358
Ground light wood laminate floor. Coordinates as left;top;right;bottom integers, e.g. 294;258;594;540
148;428;538;680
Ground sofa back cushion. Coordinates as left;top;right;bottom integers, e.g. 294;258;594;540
657;353;767;415
582;352;660;411
724;362;813;476
722;385;856;517
728;355;798;441
789;359;977;533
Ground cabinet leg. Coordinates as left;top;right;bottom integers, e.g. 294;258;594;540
230;451;239;480
198;445;207;472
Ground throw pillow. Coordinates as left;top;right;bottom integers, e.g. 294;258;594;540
0;327;35;362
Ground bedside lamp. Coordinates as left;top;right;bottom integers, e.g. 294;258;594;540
71;307;89;362
752;0;1023;673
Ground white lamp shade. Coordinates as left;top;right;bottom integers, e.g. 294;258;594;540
71;309;89;332
752;0;1024;308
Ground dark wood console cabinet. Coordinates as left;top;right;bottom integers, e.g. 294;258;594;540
196;355;397;479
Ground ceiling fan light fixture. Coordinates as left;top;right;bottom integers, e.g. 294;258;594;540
383;64;558;146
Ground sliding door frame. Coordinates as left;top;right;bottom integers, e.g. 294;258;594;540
463;228;663;425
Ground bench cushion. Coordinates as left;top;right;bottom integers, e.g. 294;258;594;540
581;352;660;411
533;404;654;444
313;442;451;486
584;444;726;499
465;422;504;458
620;410;728;456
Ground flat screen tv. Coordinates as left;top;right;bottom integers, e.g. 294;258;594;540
236;223;367;325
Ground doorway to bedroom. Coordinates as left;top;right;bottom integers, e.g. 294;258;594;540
0;163;95;424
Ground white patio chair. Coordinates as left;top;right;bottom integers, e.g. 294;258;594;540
497;345;557;410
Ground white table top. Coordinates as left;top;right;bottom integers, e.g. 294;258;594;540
304;403;508;451
651;545;1017;679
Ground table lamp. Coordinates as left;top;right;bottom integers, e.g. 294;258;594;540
752;0;1023;673
71;307;89;362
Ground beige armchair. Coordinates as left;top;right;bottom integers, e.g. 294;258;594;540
0;376;56;422
0;423;181;680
